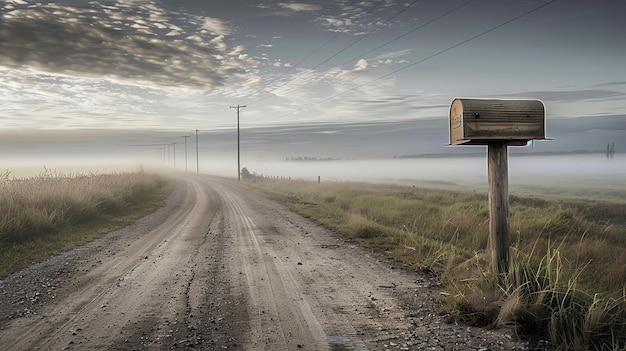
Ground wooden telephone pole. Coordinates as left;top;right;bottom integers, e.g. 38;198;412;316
182;135;189;172
195;129;199;173
230;105;246;181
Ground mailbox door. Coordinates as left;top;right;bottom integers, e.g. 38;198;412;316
449;99;466;145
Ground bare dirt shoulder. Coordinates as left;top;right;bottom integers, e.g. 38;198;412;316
0;175;533;350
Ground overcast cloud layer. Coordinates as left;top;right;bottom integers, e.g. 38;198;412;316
1;0;625;133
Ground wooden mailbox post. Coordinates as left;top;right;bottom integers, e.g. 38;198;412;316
449;98;546;280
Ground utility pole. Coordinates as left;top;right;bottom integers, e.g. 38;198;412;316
167;144;170;167
159;146;167;165
230;104;246;181
195;129;199;173
172;142;176;169
182;135;190;172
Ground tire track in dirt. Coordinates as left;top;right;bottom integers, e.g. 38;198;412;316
213;183;329;350
200;177;530;351
204;177;419;350
0;177;214;349
0;174;530;350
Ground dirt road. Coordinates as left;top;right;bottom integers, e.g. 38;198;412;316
0;175;529;350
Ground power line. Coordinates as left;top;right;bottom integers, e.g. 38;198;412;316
288;0;387;72
249;0;408;104
244;32;341;106
245;0;387;106
274;0;558;121
337;0;475;68
257;0;471;109
308;0;420;71
245;1;467;110
370;0;557;84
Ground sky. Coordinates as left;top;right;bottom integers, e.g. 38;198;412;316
1;0;625;130
0;0;625;173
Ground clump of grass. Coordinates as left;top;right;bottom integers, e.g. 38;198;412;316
0;169;172;276
493;246;626;350
244;177;626;350
345;213;385;239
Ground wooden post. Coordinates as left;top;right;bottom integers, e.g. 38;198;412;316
487;142;510;279
449;98;546;283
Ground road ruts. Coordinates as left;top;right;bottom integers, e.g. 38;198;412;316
0;174;530;351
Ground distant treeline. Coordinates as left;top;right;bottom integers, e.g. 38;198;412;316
397;149;616;159
283;156;340;162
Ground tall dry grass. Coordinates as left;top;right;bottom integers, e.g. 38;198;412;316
0;169;171;275
494;246;626;350
247;177;626;350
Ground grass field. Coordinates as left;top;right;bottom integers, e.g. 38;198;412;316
0;169;173;276
245;176;626;350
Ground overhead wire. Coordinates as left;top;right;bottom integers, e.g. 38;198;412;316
246;0;462;109
336;0;475;67
241;0;421;109
367;0;558;85
308;0;421;72
272;0;558;121
244;0;386;106
258;0;473;109
284;0;387;72
244;0;467;111
243;32;341;104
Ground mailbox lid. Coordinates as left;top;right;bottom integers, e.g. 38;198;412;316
449;98;545;145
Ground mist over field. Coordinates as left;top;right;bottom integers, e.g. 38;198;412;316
1;117;623;197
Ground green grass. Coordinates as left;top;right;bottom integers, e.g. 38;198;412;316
0;169;173;277
245;177;626;350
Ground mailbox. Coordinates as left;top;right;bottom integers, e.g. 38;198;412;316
449;98;545;145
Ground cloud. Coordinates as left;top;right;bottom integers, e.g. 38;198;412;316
278;3;321;12
260;1;417;39
499;89;626;103
266;1;405;35
256;62;425;125
369;49;413;61
592;81;626;88
229;45;246;56
209;35;228;52
312;0;400;34
324;17;353;30
0;2;249;90
201;17;231;35
354;59;368;71
0;70;168;128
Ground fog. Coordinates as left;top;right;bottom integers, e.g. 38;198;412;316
1;120;623;199
201;153;624;195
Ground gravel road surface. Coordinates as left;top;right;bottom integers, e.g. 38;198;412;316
0;174;532;350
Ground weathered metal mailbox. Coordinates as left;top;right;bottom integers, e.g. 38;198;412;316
449;98;545;145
